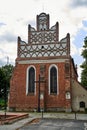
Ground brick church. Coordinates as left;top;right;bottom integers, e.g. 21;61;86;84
9;12;87;112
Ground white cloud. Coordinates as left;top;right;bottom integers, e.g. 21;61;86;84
71;43;78;56
78;64;83;82
0;42;17;66
78;47;83;56
0;31;17;42
70;0;87;8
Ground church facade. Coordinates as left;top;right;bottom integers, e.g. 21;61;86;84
9;12;87;112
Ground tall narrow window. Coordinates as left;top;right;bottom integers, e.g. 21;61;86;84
28;67;35;94
50;66;57;94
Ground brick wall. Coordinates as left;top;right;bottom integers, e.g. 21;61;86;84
9;60;73;112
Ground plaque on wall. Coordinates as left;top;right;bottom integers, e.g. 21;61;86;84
40;92;44;100
66;91;71;99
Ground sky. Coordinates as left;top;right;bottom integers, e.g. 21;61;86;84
0;0;87;81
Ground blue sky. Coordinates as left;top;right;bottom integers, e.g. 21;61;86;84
71;20;87;81
72;21;87;63
0;0;87;81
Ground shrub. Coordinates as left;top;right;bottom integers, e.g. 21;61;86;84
0;99;5;108
85;108;87;113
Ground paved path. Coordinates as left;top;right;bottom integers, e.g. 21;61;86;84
0;112;87;130
18;118;87;130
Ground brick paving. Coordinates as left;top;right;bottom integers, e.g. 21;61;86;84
0;112;29;125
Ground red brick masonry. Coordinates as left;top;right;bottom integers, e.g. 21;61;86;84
0;112;29;125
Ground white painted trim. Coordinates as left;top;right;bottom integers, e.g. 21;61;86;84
26;65;36;95
48;64;59;95
18;59;67;64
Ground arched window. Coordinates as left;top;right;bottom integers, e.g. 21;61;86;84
49;65;58;94
26;66;36;95
28;67;35;93
80;101;85;108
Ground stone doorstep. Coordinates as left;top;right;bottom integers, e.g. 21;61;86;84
0;113;29;125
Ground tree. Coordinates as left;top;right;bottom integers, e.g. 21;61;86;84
0;64;14;99
0;68;6;98
81;37;87;88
